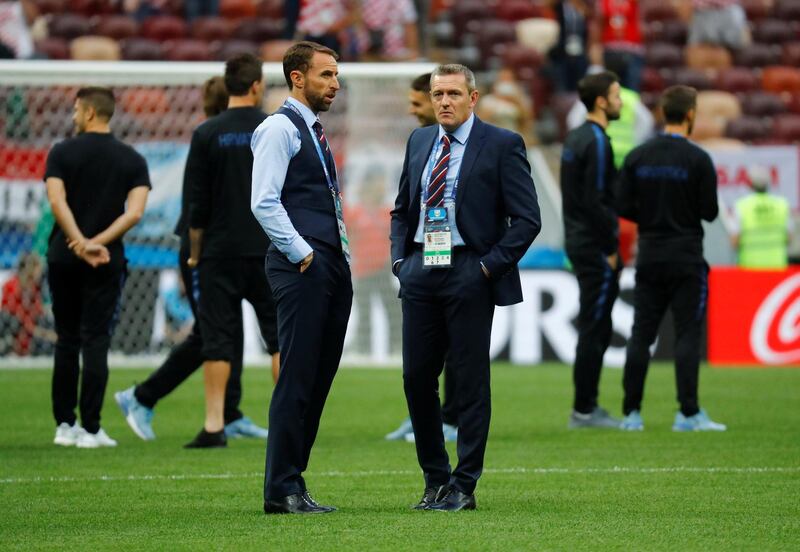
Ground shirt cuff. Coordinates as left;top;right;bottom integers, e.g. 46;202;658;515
285;236;314;264
392;258;404;275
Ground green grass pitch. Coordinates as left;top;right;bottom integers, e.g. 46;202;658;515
1;363;799;550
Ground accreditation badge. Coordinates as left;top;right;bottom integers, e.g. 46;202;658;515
423;206;452;268
332;189;351;264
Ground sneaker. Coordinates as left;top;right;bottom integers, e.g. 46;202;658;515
672;409;727;432
184;428;227;448
442;423;458;442
385;417;414;441
115;386;155;441
568;407;621;429
224;416;269;439
77;428;118;448
620;410;644;431
54;422;83;447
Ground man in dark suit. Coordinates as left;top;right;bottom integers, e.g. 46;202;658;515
390;64;541;512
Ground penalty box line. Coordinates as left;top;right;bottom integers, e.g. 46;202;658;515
1;466;799;485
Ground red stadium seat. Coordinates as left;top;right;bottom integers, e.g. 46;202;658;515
470;19;517;60
164;39;212;61
645;43;684;68
495;0;549;21
752;19;796;44
775;0;800;20
762;66;800;94
741;91;788;117
235;18;283;43
120;38;164;60
716;67;760;93
782;42;800;66
140;15;187;41
190;17;233;41
34;37;70;59
32;0;67;14
640;67;665;93
741;0;772;21
643;19;688;45
220;0;257;19
451;0;493;35
733;43;782;67
685;44;732;71
785;93;800;113
68;0;116;15
48;13;92;40
640;91;660;111
212;39;259;61
93;15;139;41
725;116;771;142
770;114;800;141
502;46;545;74
256;0;285;18
642;3;677;22
666;68;714;90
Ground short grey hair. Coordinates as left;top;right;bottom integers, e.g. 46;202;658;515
430;64;476;93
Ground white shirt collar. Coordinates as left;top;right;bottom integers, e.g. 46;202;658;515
286;96;319;128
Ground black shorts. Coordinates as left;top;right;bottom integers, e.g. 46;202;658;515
197;256;278;360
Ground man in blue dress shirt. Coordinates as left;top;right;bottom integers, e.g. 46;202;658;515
251;41;352;515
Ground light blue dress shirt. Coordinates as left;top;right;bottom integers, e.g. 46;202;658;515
250;96;320;264
413;113;474;246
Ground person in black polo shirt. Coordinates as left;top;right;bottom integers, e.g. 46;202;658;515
561;71;622;429
45;86;150;448
183;54;280;448
617;85;726;432
114;75;275;443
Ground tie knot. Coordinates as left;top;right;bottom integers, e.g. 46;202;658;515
443;134;454;147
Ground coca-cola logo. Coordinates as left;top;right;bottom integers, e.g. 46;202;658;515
750;273;800;364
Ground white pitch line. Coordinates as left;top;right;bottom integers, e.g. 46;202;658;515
1;466;798;485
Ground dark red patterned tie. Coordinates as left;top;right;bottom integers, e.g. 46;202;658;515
312;120;337;186
426;134;452;207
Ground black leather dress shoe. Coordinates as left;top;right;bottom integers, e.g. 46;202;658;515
302;491;337;512
264;492;336;514
428;488;476;512
412;485;448;510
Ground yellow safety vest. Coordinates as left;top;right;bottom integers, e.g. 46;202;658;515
607;87;639;169
735;192;790;269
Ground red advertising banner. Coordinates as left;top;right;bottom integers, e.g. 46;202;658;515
708;268;800;366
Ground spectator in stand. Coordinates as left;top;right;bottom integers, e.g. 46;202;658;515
477;68;535;145
0;0;37;59
0;253;56;356
549;0;591;92
295;0;358;58
590;0;645;92
123;0;169;23
688;0;750;50
359;0;419;61
184;0;219;22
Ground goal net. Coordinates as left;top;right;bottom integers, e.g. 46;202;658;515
0;60;434;367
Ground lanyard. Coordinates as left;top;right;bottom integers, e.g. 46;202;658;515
421;134;465;205
283;101;339;193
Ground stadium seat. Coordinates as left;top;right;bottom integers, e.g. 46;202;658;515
640;91;660;111
697;90;741;121
48;13;92;40
121;38;163;61
451;0;493;35
775;0;800;20
515;18;559;54
260;39;293;61
495;0;549;21
645;43;684;68
762;66;800;94
212;39;259;61
190;17;233;41
256;0;285;18
640;67;665;92
119;87;171;114
716;68;760;93
725;116;771;142
70;35;121;60
752;19;796;44
470;19;517;60
733;43;782;67
741;0;772;21
784;93;800;113
644;19;688;45
68;0;116;15
685;44;732;71
235;18;283;43
667;68;715;90
163;39;212;61
220;0;257;19
551;92;578;141
33;0;67;14
34;37;70;59
741;91;788;117
502;46;544;75
770;114;800;141
782;42;800;66
140;15;187;41
93;15;139;41
642;3;677;22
